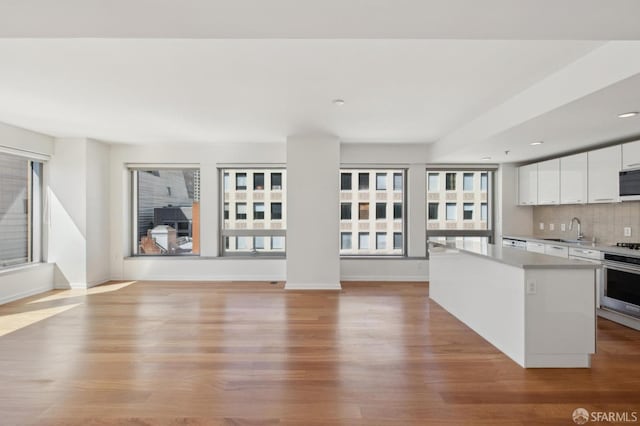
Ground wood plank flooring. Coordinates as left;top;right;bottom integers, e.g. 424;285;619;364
0;281;638;425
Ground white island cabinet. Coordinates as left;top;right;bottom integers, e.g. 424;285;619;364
429;240;597;368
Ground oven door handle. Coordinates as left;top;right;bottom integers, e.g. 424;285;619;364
604;261;640;275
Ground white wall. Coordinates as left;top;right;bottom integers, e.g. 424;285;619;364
497;163;533;238
286;134;341;289
0;121;54;157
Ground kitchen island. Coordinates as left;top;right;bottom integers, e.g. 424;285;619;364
429;240;599;368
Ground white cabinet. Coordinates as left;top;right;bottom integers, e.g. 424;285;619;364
622;139;640;170
544;244;568;258
518;163;538;205
588;145;621;204
560;153;588;204
537;159;560;205
526;241;545;254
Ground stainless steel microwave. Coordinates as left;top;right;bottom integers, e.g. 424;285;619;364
620;169;640;201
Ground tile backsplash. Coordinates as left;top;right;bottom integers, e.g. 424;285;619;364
532;201;640;245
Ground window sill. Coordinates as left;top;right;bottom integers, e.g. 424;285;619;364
0;262;51;277
125;256;286;261
340;256;427;260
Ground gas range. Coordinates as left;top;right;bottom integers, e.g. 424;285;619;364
614;242;640;251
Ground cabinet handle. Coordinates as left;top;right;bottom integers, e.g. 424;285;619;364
626;163;640;167
550;246;564;250
594;198;614;202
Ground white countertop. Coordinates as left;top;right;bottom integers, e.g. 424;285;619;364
503;234;640;257
429;240;599;270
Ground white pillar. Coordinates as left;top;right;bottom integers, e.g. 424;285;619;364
285;134;341;290
407;164;427;257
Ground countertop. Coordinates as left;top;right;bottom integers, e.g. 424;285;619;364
503;235;640;257
429;240;600;270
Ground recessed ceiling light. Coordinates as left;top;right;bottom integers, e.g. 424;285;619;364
530;141;544;146
481;156;491;161
618;111;638;118
333;99;345;106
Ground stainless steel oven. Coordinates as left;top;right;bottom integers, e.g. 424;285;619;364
602;253;640;318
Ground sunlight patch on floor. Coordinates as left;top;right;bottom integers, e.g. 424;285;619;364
26;281;136;304
0;303;81;337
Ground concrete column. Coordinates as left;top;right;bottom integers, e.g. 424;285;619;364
407;164;427;257
285;134;341;290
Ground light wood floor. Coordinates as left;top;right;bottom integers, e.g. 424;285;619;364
0;281;639;425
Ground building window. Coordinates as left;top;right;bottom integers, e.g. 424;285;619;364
236;203;247;220
359;232;369;249
393;203;402;220
426;169;494;245
221;168;286;256
445;173;456;190
358;173;369;190
428;203;438;220
376;232;387;250
463;203;474;220
254;203;265;220
393;173;403;191
0;153;43;268
253;173;265;190
463;173;474;191
341;203;352;220
446;203;457;220
236;173;247;190
359;203;369;220
428;173;439;191
271;202;282;220
340;169;405;256
271;173;282;190
341;232;352;250
132;167;200;256
393;233;402;250
341;172;352;190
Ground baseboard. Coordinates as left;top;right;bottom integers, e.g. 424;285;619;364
0;285;53;305
341;275;428;282
284;282;342;290
122;275;286;282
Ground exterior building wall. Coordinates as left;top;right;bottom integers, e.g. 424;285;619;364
427;171;488;230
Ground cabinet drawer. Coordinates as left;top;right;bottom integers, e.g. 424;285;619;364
544;244;568;258
526;242;545;254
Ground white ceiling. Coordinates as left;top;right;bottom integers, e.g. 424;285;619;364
0;1;639;163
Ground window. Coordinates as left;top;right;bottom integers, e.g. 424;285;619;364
463;173;474;191
236;203;247;220
271;203;282;220
428;173;439;191
358;173;369;190
359;203;369;220
393;233;402;250
393;203;402;220
339;169;405;256
445;173;456;190
254;203;265;220
393;173;403;191
341;173;352;190
463;203;474;220
341;203;352;220
132;167;199;256
271;173;282;190
428;203;438;220
359;232;370;249
446;203;457;220
236;173;247;190
253;173;265;190
0;153;43;268
426;169;494;245
341;233;352;250
221;168;286;256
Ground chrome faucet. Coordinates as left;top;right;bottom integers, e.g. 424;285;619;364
569;217;584;240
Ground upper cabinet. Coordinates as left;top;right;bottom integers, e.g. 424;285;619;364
588;145;621;204
560;153;587;204
518;163;538;205
622;139;640;170
537;159;560;205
